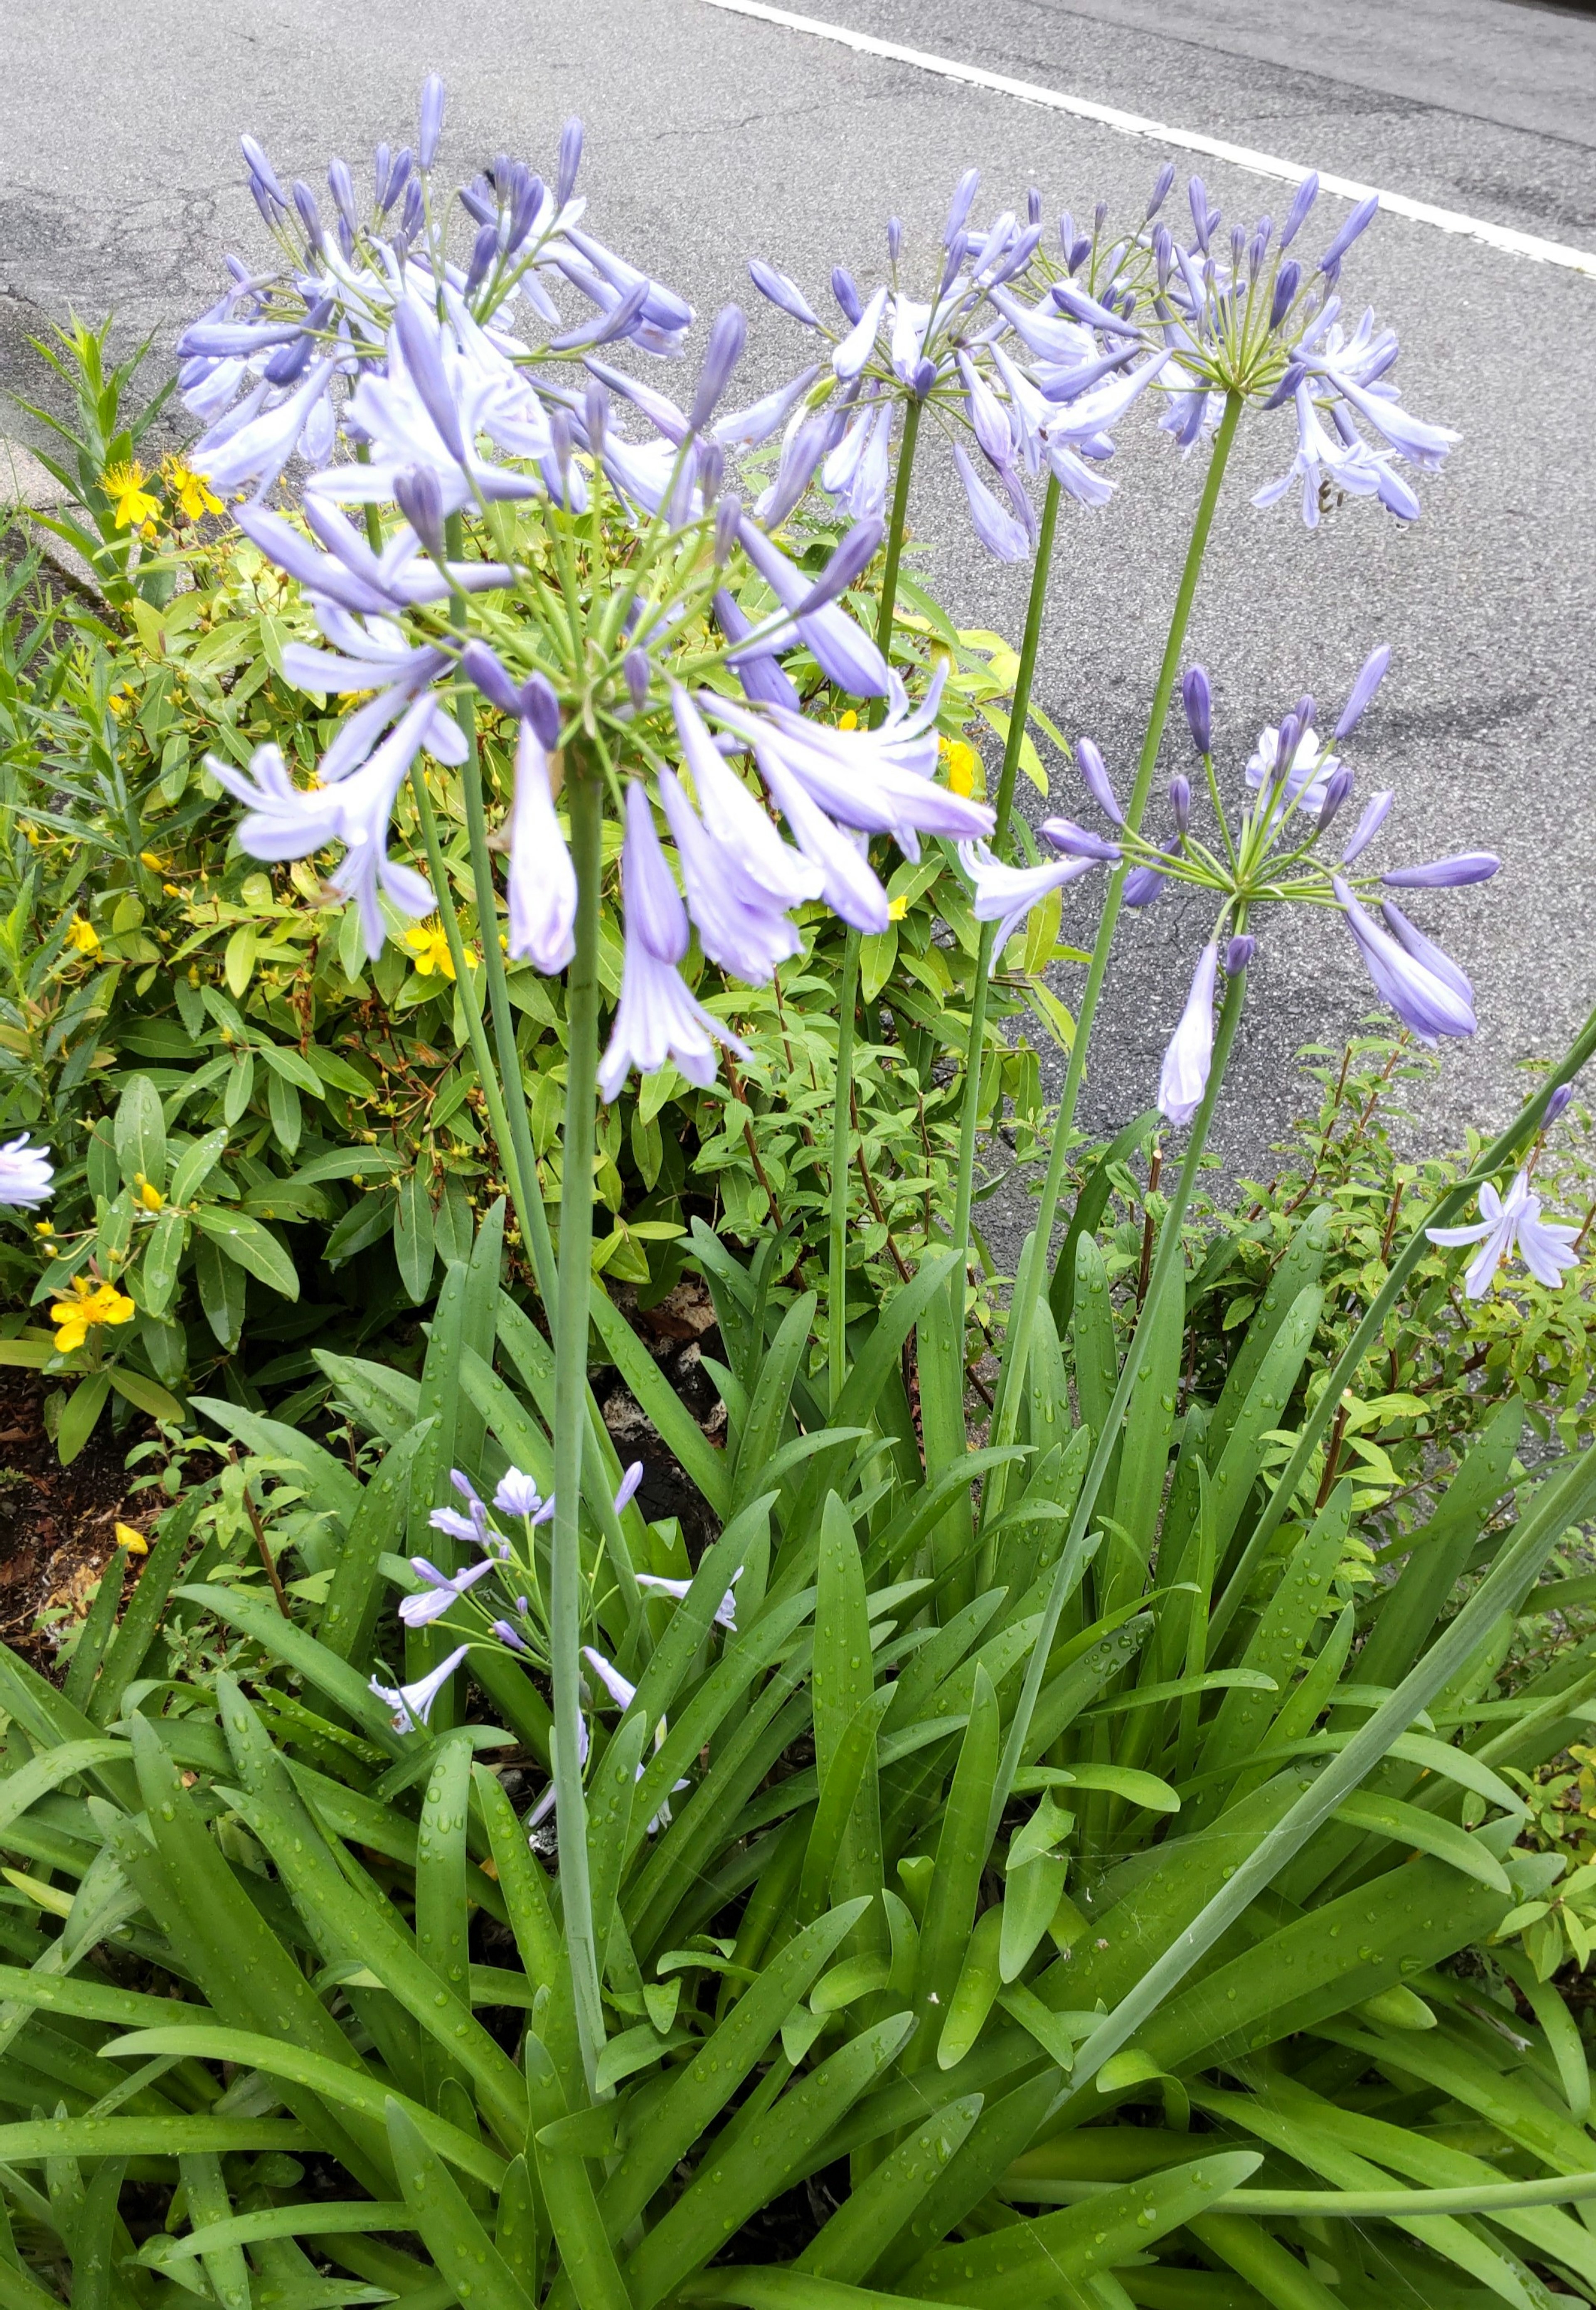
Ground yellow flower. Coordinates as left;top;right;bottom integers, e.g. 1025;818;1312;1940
405;921;473;980
162;456;222;522
114;1523;149;1557
837;710;860;732
138;850;167;872
102;461;161;531
66;916;101;956
50;1278;136;1355
887;895;908;922
34;1221;53;1237
943;740;979;798
20;823;39;849
135;1177;164;1212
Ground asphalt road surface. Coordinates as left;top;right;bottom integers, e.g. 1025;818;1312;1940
3;0;1593;1200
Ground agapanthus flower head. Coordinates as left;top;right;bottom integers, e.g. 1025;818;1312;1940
1427;1171;1580;1299
494;1467;554;1522
399;1555;498;1626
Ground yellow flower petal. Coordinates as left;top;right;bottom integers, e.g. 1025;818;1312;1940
114;1523;149;1556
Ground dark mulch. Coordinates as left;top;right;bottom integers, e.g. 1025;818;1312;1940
0;1370;153;1671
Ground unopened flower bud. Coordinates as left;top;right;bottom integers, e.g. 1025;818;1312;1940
584;377;608;458
1269;259;1302;328
713;492;741;563
418;74;446;171
831;265;863;325
1076;736;1124;825
1145;161;1175;221
1545;1084;1575;1126
394;464;445;559
1027;185;1044;225
1225;933;1256;973
327;156;358;231
623;648;650;712
555;117;584;205
520;671;562;751
1169;773;1191;831
1317;763;1355;828
695;438;725;498
887;215;904;262
1334;642;1391;738
1181;665;1211;755
465;220;498;295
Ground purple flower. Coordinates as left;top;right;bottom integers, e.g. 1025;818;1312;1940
737;521;888;698
1335;877;1475;1042
1182;667;1212;755
1334;644;1391;738
670;689;820;913
1040;818;1121;864
1158;943;1219;1126
1124;843;1178;908
1340;789;1394;864
1545;1084;1576;1127
748;261;820;328
613;1462;644;1515
418;74;446;171
493;1468;553;1522
599;782;750;1097
958;841;1098;961
635;1565;743;1631
1381;854;1500;889
833;285;889;379
0;1136;52;1209
712;364;821;448
399;1555;498;1627
206;709;439;959
1225;933;1256;973
191;357;337;500
951;443;1030;563
582;1645;637;1712
1076;737;1124;826
493;1620;536;1656
507;719;577;972
370;1643;469;1735
1427;1171;1579;1298
1246;722;1340;819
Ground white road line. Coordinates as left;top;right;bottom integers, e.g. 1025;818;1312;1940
699;0;1596;279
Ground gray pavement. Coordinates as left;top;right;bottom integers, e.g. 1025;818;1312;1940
2;0;1594;1192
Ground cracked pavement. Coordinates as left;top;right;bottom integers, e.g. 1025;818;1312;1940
2;0;1594;1207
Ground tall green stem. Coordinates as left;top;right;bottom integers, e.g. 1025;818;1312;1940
551;763;606;2094
986;390;1244;1480
950;470;1063;1262
829;398;923;1406
446;535;559;1313
987;964;1249;1841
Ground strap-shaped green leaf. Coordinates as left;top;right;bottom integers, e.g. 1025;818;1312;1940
797;2092;983;2283
387;2095;534;2310
589;1273;729;1517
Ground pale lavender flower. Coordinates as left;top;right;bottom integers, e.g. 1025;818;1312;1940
399;1555;498;1627
581;1645;637;1712
1076;737;1124;826
747;260;820;328
1040;818;1121;864
493;1620;536;1656
737;520;889;697
370;1643;470;1734
1334;877;1475;1042
191;358;337;500
599;782;750;1097
205;709;438;959
1246;722;1340;818
0;1136;52;1209
1427;1171;1579;1298
712;364;821;448
670;688;820;911
1158;942;1219;1125
1545;1084;1576;1127
635;1564;743;1631
958;841;1098;962
507;719;577;972
657;765;801;985
613;1462;644;1514
951;443;1030;562
494;1468;554;1522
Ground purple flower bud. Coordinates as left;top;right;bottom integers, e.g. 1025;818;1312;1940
1169;773;1192;832
1274;714;1301;774
240;134;286;206
1146;162;1175;220
794;515;882;616
465;220;498;295
690;304;748;431
831;266;863;326
1333;643;1391;739
393;304;467;463
400;176;424;241
887;216;904;263
493;1619;535;1657
1094;200;1109;235
1189;176;1212;251
1077;736;1124;826
383;146;414;214
461;639;522;715
584;377;608;458
1039;816;1121;863
394;465;446;559
1028;186;1044;226
1069;234;1092;276
556;117;584;205
418;74;446;171
1381;853;1501;889
327;158;358;232
1280;173;1319;249
1261;361;1305;411
713;493;741;563
1154;226;1173;290
1318;763;1355;828
1124;849;1173;906
1293;693;1315;733
1181;666;1211;755
1320;193;1379;273
372;142;393;207
748;259;820;328
624;648;651;711
292;180;326;255
696;438;725;498
1545;1083;1575;1126
1341;788;1394;864
521;671;562;751
944;166;980;247
458;179;495;229
1269;261;1302;329
1225;933;1256;973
